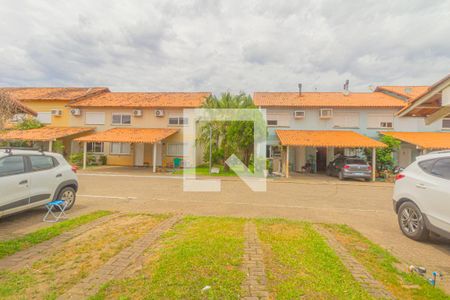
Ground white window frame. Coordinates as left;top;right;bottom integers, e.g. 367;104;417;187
167;143;185;156
110;142;131;155
319;108;333;119
111;113;132;125
266;113;289;127
85;112;105;125
168;116;188;126
293;110;306;119
36;112;52;124
442;118;450;130
266;145;281;158
367;114;394;129
87;142;104;154
333;112;360;129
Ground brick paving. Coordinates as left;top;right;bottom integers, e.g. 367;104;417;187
0;213;119;270
241;222;269;300
58;214;181;300
314;224;394;299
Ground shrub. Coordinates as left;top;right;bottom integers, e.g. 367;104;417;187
69;152;96;166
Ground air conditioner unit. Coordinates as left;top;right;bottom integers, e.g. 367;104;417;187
51;109;62;116
155;110;164;117
133;109;143;117
320;108;333;119
70;108;81;116
294;110;305;119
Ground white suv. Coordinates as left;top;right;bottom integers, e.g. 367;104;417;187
393;151;450;241
0;148;78;218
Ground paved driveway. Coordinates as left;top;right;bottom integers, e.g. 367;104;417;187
1;171;449;292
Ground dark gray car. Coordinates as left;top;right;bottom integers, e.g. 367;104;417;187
326;156;372;181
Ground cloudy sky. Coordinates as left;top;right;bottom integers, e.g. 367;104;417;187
0;0;449;94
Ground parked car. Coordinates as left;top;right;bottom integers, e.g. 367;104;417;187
326;156;372;181
393;151;450;241
0;148;78;218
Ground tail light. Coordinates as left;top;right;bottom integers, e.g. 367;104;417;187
343;165;350;169
71;165;78;173
395;173;405;181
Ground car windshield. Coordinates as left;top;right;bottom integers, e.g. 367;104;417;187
346;159;366;165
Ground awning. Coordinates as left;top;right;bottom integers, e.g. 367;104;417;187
0;127;94;141
380;131;450;150
74;128;178;143
276;130;386;148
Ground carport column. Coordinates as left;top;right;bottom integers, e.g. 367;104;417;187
286;145;290;178
48;140;53;152
83;142;87;170
372;147;376;182
153;143;157;173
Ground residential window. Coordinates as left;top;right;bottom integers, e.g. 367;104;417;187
267;120;278;126
87;142;104;153
266;145;281;158
112;113;132;125
11;114;26;123
110;143;131;155
367;114;394;129
85;112;105;125
319;109;333;119
36;112;52;124
168;117;188;126
333;112;360;128
167;143;184;156
266;113;289;127
443;118;450;130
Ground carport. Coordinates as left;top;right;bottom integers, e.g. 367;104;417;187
380;131;450;167
275;130;387;181
74;127;178;172
0;126;94;153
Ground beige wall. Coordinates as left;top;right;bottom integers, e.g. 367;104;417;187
69;107;202;166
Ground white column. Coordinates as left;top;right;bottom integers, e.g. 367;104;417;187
48;140;53;152
153;143;157;173
83;142;87;170
372;147;376;182
286;145;290;178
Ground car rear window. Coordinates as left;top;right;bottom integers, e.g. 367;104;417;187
431;158;450;180
346;159;366;165
29;155;55;171
0;156;25;177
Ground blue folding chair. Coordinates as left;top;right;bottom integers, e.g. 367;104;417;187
43;200;68;222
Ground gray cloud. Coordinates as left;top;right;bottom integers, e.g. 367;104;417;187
0;0;449;94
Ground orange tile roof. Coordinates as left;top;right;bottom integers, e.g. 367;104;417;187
380;131;450;149
0;127;94;141
276;130;386;148
0;87;109;101
253;92;405;108
75;128;178;143
69;92;211;108
375;86;429;100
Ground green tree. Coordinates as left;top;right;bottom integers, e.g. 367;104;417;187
375;135;401;171
14;118;43;130
197;93;257;170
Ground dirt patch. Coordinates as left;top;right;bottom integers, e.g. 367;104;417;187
0;214;166;299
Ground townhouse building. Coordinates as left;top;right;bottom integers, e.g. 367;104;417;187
254;75;450;177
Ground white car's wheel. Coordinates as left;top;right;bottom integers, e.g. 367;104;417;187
398;201;429;241
57;187;76;210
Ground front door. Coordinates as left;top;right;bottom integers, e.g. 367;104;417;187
316;147;327;172
134;143;145;166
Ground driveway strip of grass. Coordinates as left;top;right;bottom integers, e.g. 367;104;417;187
0;213;168;299
256;219;371;299
322;224;449;299
0;210;111;259
93;216;246;299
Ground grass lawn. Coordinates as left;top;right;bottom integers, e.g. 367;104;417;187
256;219;371;299
173;164;258;177
0;210;111;259
93;216;246;299
322;224;449;300
0;213;168;299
